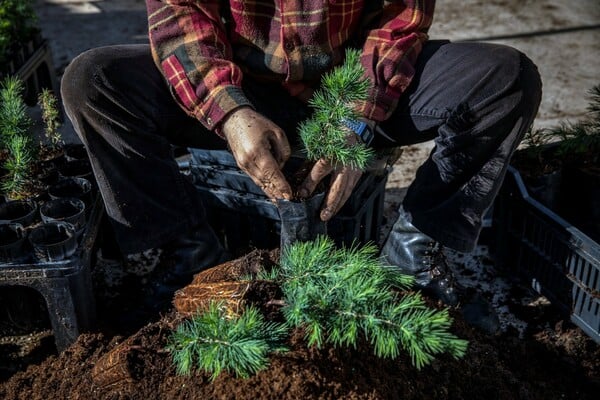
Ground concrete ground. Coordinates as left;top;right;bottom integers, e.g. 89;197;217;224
26;0;600;332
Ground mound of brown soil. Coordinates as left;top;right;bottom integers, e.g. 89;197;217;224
0;250;598;400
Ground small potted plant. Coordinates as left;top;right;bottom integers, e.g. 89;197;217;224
0;77;93;263
510;84;600;240
0;76;36;201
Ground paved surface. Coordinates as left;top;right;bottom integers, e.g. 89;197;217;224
32;0;600;143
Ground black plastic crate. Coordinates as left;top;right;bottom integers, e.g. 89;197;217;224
0;196;103;351
188;149;388;252
492;166;600;343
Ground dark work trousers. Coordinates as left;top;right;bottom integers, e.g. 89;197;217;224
61;41;541;255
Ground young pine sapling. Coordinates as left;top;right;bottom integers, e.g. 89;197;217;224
522;84;600;163
0;76;34;199
38;88;63;150
298;48;375;170
168;302;288;380
169;237;468;379
0;76;32;143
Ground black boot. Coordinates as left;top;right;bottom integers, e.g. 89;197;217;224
144;222;230;310
381;207;500;334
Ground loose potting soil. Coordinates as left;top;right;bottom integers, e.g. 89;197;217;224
0;249;598;400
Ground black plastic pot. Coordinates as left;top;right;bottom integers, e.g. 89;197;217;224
36;166;60;187
38;150;66;170
276;193;327;250
0;199;38;227
526;168;563;211
40;197;86;233
559;166;600;242
48;177;93;206
58;159;93;182
0;223;28;263
64;144;88;161
28;221;78;262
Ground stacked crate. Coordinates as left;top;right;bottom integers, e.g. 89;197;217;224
187;149;390;253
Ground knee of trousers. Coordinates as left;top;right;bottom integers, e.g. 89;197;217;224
60;47;118;142
481;45;542;122
515;52;543;120
61;47;110;110
445;45;542;140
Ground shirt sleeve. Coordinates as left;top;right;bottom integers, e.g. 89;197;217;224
358;0;435;122
146;0;252;133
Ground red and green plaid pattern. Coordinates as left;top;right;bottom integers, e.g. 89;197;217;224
146;0;434;132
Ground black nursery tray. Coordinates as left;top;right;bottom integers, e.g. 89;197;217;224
0;195;103;351
188;148;388;251
492;166;600;343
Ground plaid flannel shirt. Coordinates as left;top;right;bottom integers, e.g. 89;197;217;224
146;0;434;133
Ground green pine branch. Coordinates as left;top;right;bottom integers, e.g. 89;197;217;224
0;0;38;62
168;302;288;380
0;76;34;199
169;238;467;379
275;236;468;369
523;84;600;158
298;48;375;170
2;134;33;198
0;76;32;145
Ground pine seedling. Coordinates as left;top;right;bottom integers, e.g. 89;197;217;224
168;301;288;380
522;84;600;158
169;237;467;378
298;49;375;170
38;89;63;149
0;76;35;199
276;236;468;369
0;76;32;145
2;134;33;198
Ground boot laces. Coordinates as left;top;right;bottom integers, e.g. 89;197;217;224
425;243;454;284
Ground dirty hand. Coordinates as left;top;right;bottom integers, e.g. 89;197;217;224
222;107;292;200
298;131;363;221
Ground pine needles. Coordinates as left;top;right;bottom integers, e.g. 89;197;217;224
0;76;34;199
298;49;375;170
169;237;468;379
168;302;288;380
1;134;33;196
276;236;467;369
0;76;32;141
523;84;600;158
